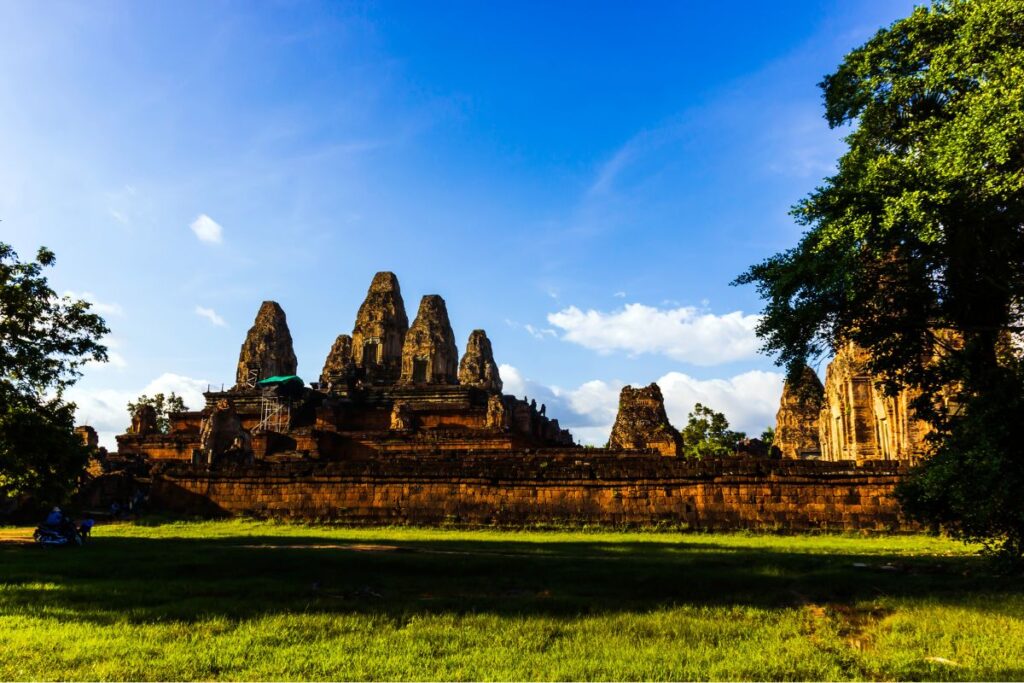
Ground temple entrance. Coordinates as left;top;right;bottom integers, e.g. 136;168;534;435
412;358;428;383
362;342;378;366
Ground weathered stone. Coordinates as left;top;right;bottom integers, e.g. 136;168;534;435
400;295;459;384
774;365;824;458
818;341;929;461
200;399;250;462
75;425;99;449
390;401;414;431
458;329;502;392
234;301;298;388
320;334;353;385
130;404;158;436
607;383;682;456
485;394;509;430
351;272;409;382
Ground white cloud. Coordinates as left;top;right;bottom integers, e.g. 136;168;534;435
84;335;127;370
523;324;556;340
67;372;211;450
195;305;227;327
190;214;223;244
499;363;783;447
547;303;761;365
613;291;626;298
63;290;124;317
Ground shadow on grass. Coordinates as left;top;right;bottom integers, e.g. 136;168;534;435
0;532;1018;626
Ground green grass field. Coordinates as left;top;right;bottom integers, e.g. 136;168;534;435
1;520;1022;681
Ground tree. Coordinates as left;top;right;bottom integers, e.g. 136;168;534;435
734;0;1024;561
127;393;188;434
0;242;109;505
680;403;745;460
760;427;775;450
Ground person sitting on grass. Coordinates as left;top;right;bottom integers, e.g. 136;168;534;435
44;507;63;528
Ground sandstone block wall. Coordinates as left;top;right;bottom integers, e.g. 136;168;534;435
150;456;914;531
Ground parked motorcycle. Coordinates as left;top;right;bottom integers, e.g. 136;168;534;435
33;525;83;547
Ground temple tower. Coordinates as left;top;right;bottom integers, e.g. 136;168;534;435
400;295;459;384
234;301;298;388
458;329;503;392
351;272;409;383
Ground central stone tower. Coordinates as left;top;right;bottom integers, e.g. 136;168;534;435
351;271;409;383
400;294;459;384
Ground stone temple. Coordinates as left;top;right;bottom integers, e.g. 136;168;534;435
117;272;572;464
98;271;934;530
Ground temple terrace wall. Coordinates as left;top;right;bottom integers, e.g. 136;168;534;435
150;455;915;531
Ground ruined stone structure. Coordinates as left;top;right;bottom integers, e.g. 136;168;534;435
75;425;99;450
607;384;682;456
774;365;825;459
115;271;929;529
458;330;502;392
817;342;930;461
234;301;298;388
400;295;459;385
351;272;408;383
118;272;572;469
320;334;352;386
129;404;158;437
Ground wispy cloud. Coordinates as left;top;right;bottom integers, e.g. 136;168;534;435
195;305;227;327
547;302;761;365
190;214;224;244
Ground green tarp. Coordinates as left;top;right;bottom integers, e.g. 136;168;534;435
256;375;303;386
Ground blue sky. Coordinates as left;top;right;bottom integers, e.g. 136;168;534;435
1;1;920;446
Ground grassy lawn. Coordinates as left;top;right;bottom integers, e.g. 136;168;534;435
1;520;1022;681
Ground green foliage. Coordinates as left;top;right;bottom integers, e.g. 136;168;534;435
680;403;745;459
127;392;188;434
734;0;1024;562
2;520;1020;680
0;242;109;504
899;359;1024;566
760;426;776;448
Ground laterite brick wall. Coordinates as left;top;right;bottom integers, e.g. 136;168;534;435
149;454;914;531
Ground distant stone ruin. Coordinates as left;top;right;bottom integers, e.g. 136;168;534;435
816;341;929;461
607;383;682;456
773;365;825;459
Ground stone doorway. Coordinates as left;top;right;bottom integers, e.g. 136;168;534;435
363;342;378;366
412;358;428;383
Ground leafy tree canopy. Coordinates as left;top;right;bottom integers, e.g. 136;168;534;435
0;242;109;504
681;403;745;460
127;393;188;434
735;0;1024;562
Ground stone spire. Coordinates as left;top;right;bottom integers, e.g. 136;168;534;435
458;329;503;392
773;364;824;458
400;295;459;384
607;383;682;456
320;334;353;385
234;301;298;388
351;272;408;382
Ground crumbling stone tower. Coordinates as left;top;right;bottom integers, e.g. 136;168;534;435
458;329;503;393
234;301;298;388
351;272;409;382
400;295;459;384
607;383;682;456
773;365;824;458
